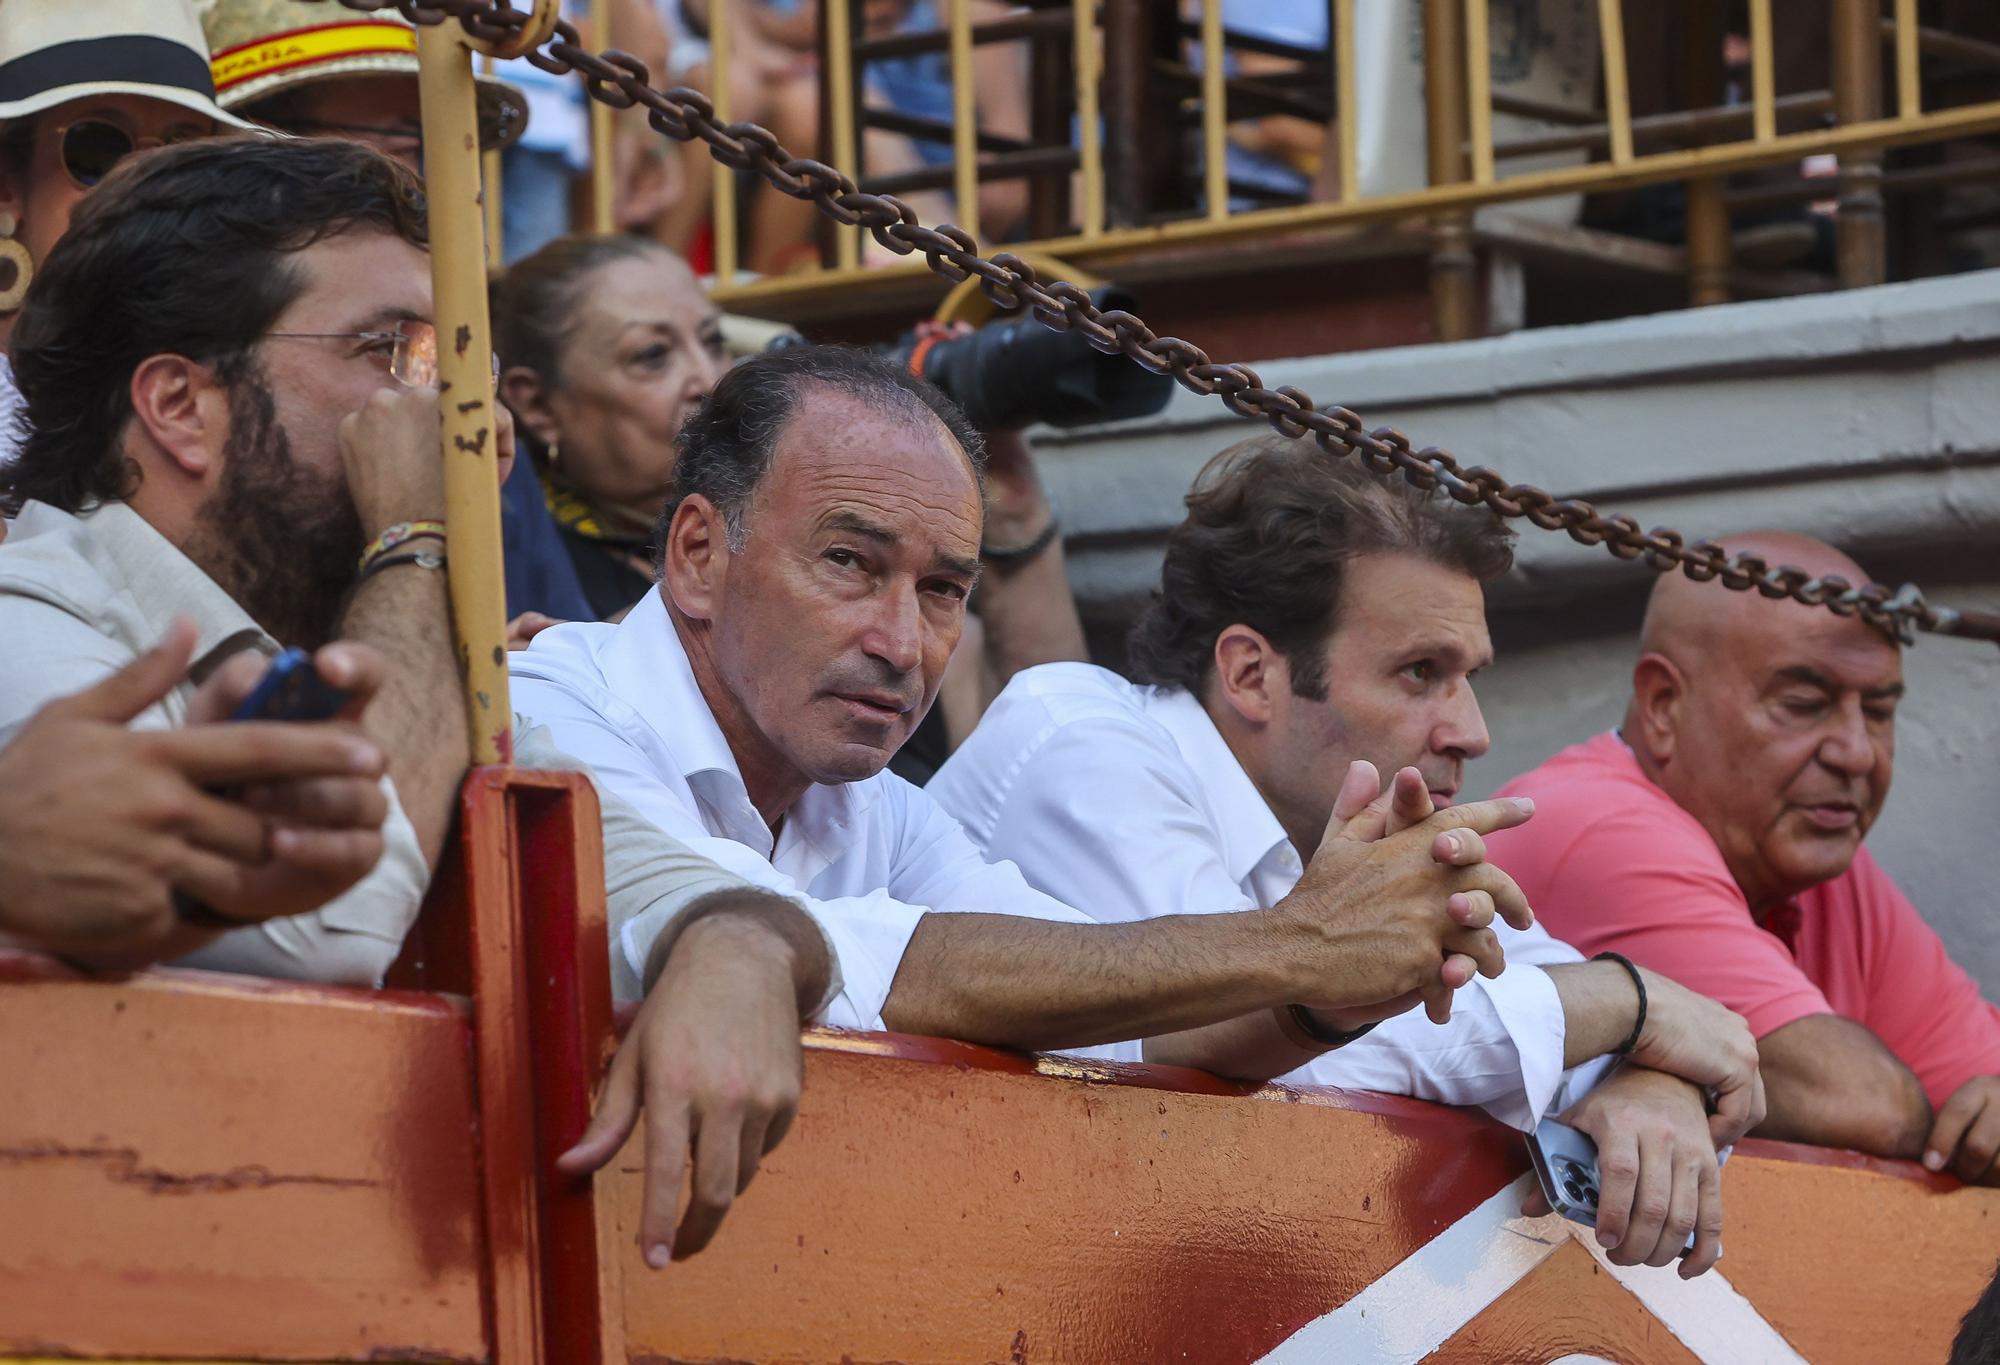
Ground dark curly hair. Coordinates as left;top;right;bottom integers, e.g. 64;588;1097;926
1126;430;1515;700
0;135;428;515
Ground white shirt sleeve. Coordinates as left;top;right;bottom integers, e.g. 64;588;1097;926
511;720;846;1011
512;674;933;1031
959;709;1581;1117
1284;925;1599;1130
947;710;1262;924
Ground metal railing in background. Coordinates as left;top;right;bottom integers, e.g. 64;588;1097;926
690;0;2000;339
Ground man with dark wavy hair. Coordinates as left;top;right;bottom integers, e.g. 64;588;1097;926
932;431;1766;1278
0;136;863;1266
0;135;460;984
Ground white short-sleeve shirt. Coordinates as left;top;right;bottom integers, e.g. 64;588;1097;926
930;662;1604;1129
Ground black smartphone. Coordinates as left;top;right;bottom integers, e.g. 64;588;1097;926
228;648;352;723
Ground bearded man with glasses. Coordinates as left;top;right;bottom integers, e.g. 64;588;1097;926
0;0;263;473
0;136;488;985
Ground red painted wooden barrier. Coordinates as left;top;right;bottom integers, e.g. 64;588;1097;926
6;766;1997;1363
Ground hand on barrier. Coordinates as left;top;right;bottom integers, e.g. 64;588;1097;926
1276;760;1535;1031
1924;1075;2000;1185
0;620;389;963
558;895;825;1268
1623;968;1767;1150
1526;1064;1726;1278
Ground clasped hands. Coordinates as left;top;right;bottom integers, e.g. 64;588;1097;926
1280;759;1537;1035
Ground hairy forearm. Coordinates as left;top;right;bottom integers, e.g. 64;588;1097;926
1755;1019;1933;1158
881;910;1298;1051
336;568;465;867
643;887;832;1011
1548;961;1643;1068
974;546;1088;678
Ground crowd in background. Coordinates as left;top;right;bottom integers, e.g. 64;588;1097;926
0;3;1998;1357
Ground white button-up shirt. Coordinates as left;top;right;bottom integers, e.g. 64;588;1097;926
509;589;1114;1037
931;662;1605;1129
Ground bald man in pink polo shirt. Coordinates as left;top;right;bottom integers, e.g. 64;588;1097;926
1489;532;2000;1184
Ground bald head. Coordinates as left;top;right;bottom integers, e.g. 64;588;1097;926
1639;531;1877;660
1626;531;1904;914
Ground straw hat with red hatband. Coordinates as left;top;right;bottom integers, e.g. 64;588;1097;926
201;0;528;159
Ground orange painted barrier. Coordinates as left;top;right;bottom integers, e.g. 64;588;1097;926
608;1038;2000;1364
6;768;1997;1363
8;960;1997;1361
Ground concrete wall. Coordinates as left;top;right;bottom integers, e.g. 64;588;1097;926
1032;270;2000;991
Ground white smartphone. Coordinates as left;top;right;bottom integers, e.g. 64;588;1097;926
1525;1117;1697;1256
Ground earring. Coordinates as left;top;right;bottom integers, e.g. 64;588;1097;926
0;213;32;314
545;439;560;467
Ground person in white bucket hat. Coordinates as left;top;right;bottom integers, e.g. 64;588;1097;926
0;0;260;474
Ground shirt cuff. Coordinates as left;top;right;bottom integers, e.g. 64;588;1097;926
1462;963;1570;1131
611;882;846;1020
799;894;931;1031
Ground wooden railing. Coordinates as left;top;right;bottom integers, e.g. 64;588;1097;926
8;926;1999;1362
693;0;2000;339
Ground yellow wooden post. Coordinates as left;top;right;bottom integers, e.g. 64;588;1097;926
1072;0;1103;236
1334;0;1357;201
1596;0;1633;165
417;21;515;765
948;0;982;240
709;0;738;280
1464;0;1493;184
1749;0;1776;142
587;0;616;233
1894;0;1921;119
480;54;504;267
825;0;861;269
1199;0;1227;220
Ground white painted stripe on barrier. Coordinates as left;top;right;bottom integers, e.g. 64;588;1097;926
1258;1173;1807;1365
1561;1223;1809;1365
1258;1174;1564;1364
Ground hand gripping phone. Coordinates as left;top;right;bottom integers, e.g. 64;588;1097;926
1525;1117;1698;1257
228;648;352;724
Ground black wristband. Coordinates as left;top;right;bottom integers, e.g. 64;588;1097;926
1595;951;1648;1055
980;516;1060;565
1284;1003;1380;1049
357;548;446;586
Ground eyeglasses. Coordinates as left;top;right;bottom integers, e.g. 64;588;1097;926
264;319;498;390
57;117;207;189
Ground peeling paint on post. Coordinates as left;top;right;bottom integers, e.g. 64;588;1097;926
417;21;513;767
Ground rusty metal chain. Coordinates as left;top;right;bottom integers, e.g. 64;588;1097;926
321;0;1998;647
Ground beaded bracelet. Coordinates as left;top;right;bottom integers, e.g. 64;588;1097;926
357;519;447;575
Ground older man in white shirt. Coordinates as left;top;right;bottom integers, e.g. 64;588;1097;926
509;346;1582;1248
930;430;1766;1278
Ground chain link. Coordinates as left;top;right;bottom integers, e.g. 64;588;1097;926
318;0;1998;647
